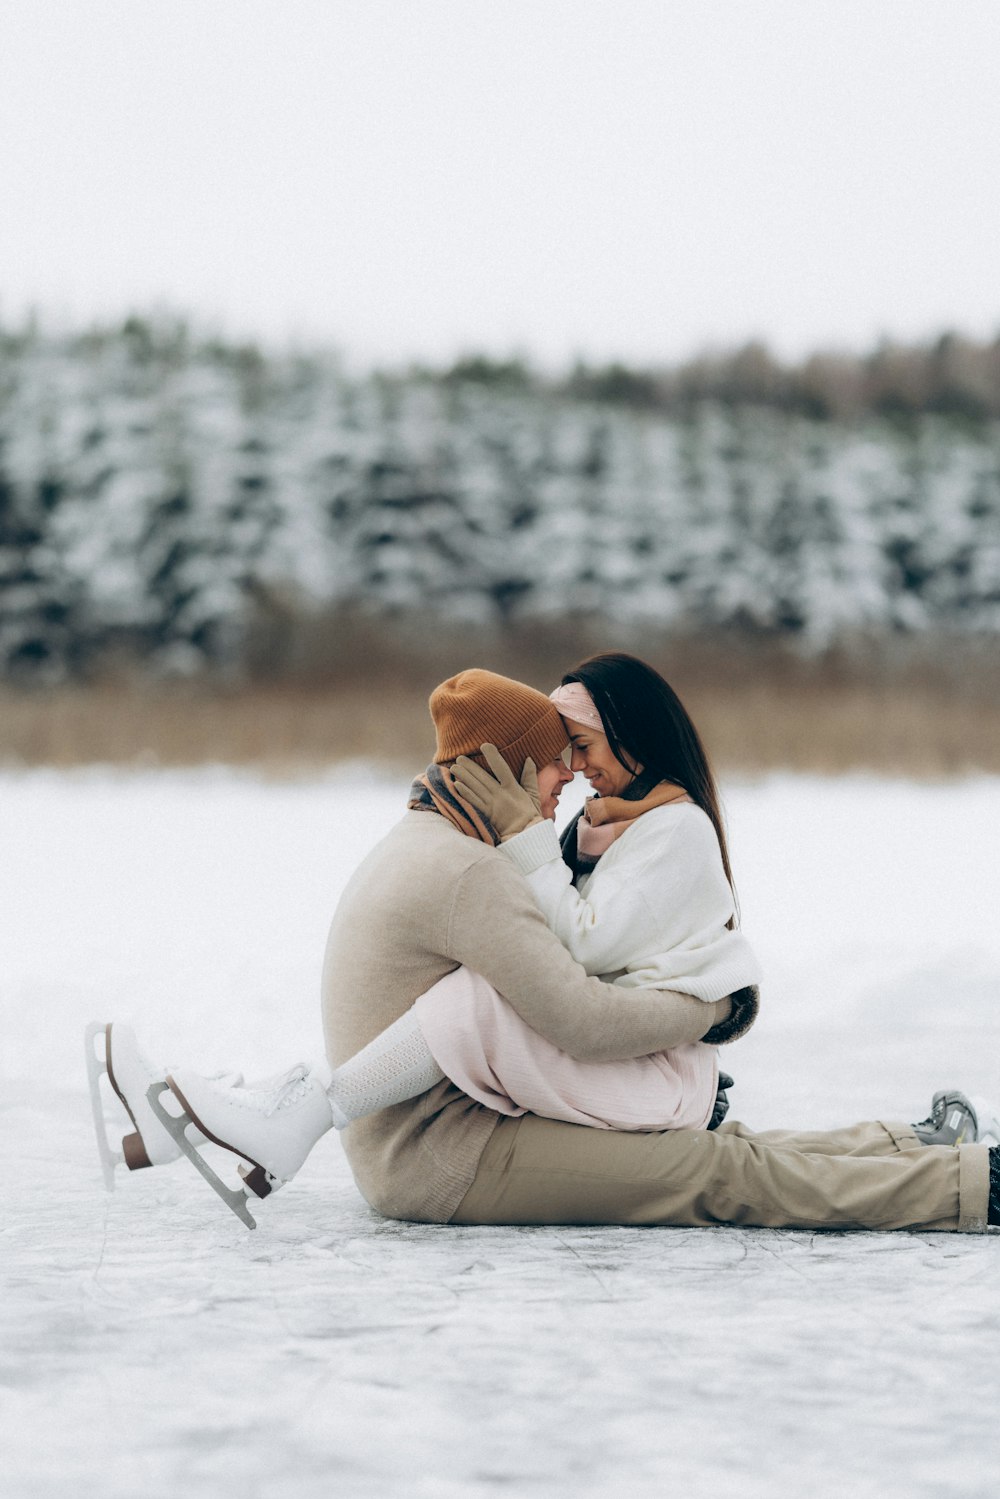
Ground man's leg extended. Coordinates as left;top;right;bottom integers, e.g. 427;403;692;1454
718;1117;923;1157
450;1114;990;1233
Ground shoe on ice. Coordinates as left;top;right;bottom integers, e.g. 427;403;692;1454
163;1063;334;1222
85;1020;240;1191
912;1090;978;1147
85;1020;192;1188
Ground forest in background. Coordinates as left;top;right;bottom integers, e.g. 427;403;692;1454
1;315;998;771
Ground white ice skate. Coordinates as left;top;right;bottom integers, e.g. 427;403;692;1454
85;1021;238;1191
154;1064;334;1230
86;1020;195;1188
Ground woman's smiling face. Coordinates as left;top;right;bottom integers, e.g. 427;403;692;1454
564;716;641;798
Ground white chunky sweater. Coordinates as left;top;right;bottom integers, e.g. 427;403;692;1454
499;801;762;1002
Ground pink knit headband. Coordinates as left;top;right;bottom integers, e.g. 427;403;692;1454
549;682;605;733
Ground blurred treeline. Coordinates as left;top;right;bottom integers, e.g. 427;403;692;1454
461;331;1000;424
1;314;999;691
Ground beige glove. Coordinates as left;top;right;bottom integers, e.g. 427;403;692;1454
450;743;543;841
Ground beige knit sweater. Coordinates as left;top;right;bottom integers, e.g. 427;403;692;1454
321;809;735;1223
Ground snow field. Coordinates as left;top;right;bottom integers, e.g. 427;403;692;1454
3;769;1000;1499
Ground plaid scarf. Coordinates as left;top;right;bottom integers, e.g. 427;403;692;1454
408;764;501;846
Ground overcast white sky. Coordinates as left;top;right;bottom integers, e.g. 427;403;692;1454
2;0;999;369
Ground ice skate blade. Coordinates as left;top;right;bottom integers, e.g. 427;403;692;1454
146;1081;258;1230
84;1021;125;1192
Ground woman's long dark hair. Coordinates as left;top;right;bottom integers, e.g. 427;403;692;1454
562;652;738;922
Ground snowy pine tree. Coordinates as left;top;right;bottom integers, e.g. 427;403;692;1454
1;323;999;679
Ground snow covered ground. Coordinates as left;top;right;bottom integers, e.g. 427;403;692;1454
3;767;1000;1499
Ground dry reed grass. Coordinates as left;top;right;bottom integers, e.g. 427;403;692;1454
2;667;998;778
4;616;999;775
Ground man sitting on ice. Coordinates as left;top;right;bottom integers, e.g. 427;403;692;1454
90;668;1000;1235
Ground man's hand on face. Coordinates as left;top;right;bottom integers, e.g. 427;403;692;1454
450;743;543;841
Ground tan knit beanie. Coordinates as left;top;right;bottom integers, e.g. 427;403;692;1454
430;668;569;775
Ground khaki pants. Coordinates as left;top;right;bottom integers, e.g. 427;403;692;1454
450;1114;991;1233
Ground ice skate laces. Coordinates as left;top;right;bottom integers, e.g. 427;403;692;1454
264;1065;311;1116
221;1064;312;1116
915;1097;945;1132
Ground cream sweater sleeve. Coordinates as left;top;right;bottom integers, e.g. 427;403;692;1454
443;853;731;1062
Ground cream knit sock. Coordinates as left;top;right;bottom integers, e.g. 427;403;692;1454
323;1008;445;1128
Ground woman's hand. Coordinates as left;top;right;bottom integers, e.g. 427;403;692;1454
585;782;688;827
451;743;543;841
584;795;624;826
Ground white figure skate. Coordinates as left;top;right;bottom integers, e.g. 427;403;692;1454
155;1064;334;1230
85;1020;202;1188
85;1020;239;1191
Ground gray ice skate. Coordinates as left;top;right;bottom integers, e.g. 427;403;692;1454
913;1090;979;1147
916;1088;1000;1148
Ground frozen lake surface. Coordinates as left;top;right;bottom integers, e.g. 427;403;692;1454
3;767;1000;1499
